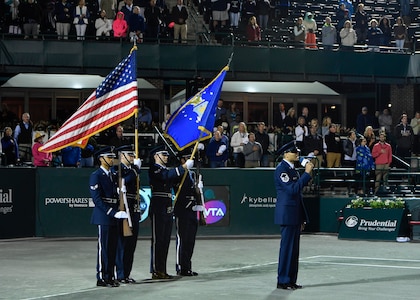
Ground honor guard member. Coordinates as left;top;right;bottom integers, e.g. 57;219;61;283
174;153;203;276
113;148;142;283
90;149;128;288
148;147;194;279
274;141;313;290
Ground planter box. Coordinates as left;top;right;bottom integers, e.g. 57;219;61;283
338;208;406;240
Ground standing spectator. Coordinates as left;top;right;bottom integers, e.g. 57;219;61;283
356;106;373;135
144;0;162;41
410;111;420;156
372;132;392;194
230;121;248;167
339;20;357;51
303;12;317;49
246;16;261;42
303;125;324;168
109;125;131;148
379;17;392;46
138;101;153;129
61;146;81;167
89;150;126;288
1;127;19;166
148;148;192;279
324;124;342;168
367;19;383;49
393;17;407;51
354;3;368;44
274;141;313;290
255;122;270;167
400;0;411;24
172;0;188;43
206;130;228;168
214;114;230;138
339;0;353;17
95;9;113;38
32;132;52;167
294;116;308;150
336;5;350;37
394;113;414;160
18;0;42;39
81;136;97;167
113;149;142;283
378;108;392;136
283;107;296;136
73;0;90;40
215;99;227;122
274;102;286;132
293;17;305;48
300;106;310;125
364;125;376;151
229;0;241;29
113;11;128;38
321;116;332;137
128;5;145;42
342;130;359;167
355;137;375;194
120;0;134;21
54;0;73;40
212;0;229;31
14;112;33;163
321;16;336;50
243;132;262;167
226;102;241;125
256;0;271;31
242;0;256;29
100;0;117;19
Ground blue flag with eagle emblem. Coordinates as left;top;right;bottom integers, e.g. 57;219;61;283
164;66;228;151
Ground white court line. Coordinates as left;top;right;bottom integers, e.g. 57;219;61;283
300;261;420;270
21;288;103;300
302;255;420;263
206;261;278;273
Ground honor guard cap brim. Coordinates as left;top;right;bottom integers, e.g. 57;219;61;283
278;140;300;154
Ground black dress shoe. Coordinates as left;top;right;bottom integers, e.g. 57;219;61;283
277;283;291;290
96;279;111;287
124;277;136;283
152;272;173;279
290;283;302;289
178;270;198;276
109;279;120;287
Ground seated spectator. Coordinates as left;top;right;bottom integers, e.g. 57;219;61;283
303;12;317;49
367;19;383;49
340;20;357;51
1;127;19;166
95;9;113;39
73;0;90;40
379;17;391;46
393;17;407;51
322;17;336;50
293;17;305;48
113;11;128;38
128;6;145;42
246;16;261;42
206;130;228;168
32;132;52;167
243;132;262;168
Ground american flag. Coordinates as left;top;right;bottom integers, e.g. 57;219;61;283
40;50;138;153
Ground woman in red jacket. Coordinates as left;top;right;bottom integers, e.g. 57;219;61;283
246;16;261;42
113;11;128;38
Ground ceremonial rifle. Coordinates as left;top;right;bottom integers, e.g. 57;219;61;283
194;148;207;226
118;161;133;237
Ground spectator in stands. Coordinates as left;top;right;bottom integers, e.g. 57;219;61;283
242;0;257;28
214;114;230;137
274;102;286;132
339;0;353;17
354;3;368;44
293;17;305;48
32;132;52;167
229;0;241;29
300;106;310;125
321;116;332;137
372;132;392;194
230;114;241;136
161;113;171;131
172;0;188;43
61;146;81;167
394;113;414;160
356;106;373;135
303;12;317;49
255;122;270;167
400;0;411;25
212;0;229;31
138;101;153;129
393;17;407;51
128;5;145;42
309;117;322;135
303;124;324;168
109;125;130;148
256;0;271;31
243;132;262;167
113;11;128;38
410;111;420;156
284;107;296;136
1;127;19;166
81;136;97;167
339;20;356;50
321;17;336;50
379;17;392;46
95;10;113;38
295;116;308;150
121;0;134;22
336;4;350;36
100;0;117;20
206;130;228;168
144;0;162;42
18;0;42;39
342;130;359;167
378;108;392;136
367;19;383;50
54;0;73;40
216;125;230;146
73;0;90;40
324;124;342;168
230;121;248;167
246;16;261;42
215;99;227;122
355;137;375;195
226;102;241;125
364;125;376;151
14;112;33;163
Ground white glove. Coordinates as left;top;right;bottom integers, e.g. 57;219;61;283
192;205;205;212
197;180;204;189
134;158;142;169
185;159;194;169
117;185;127;194
198;143;205;151
114;211;128;219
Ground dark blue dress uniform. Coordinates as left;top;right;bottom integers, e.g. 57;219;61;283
113;161;141;282
148;162;185;277
89;166;122;285
274;159;311;287
174;170;199;275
